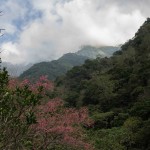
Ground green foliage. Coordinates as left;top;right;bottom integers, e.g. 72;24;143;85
83;75;116;110
0;62;42;149
123;117;142;132
92;111;115;129
87;127;131;150
134;119;150;149
130;99;150;120
88;118;149;150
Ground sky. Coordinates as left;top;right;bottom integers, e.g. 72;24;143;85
0;0;149;64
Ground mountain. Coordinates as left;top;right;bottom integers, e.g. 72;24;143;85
19;53;88;81
1;62;32;77
76;45;119;59
55;19;150;149
20;46;119;81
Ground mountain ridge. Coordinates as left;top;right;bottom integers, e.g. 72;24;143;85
20;46;119;80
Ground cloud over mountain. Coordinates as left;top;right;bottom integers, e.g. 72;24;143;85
0;0;149;64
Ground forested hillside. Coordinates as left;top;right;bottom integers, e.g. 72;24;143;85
20;53;88;81
55;18;150;150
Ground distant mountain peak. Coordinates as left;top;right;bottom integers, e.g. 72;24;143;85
76;45;120;59
1;62;33;77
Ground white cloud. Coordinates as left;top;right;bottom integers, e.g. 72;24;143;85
0;0;27;34
1;42;22;63
0;0;149;64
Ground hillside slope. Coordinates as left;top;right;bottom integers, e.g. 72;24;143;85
55;19;150;150
20;46;119;81
20;53;88;81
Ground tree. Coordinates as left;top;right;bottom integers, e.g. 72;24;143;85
0;72;44;149
31;98;93;149
0;71;93;149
